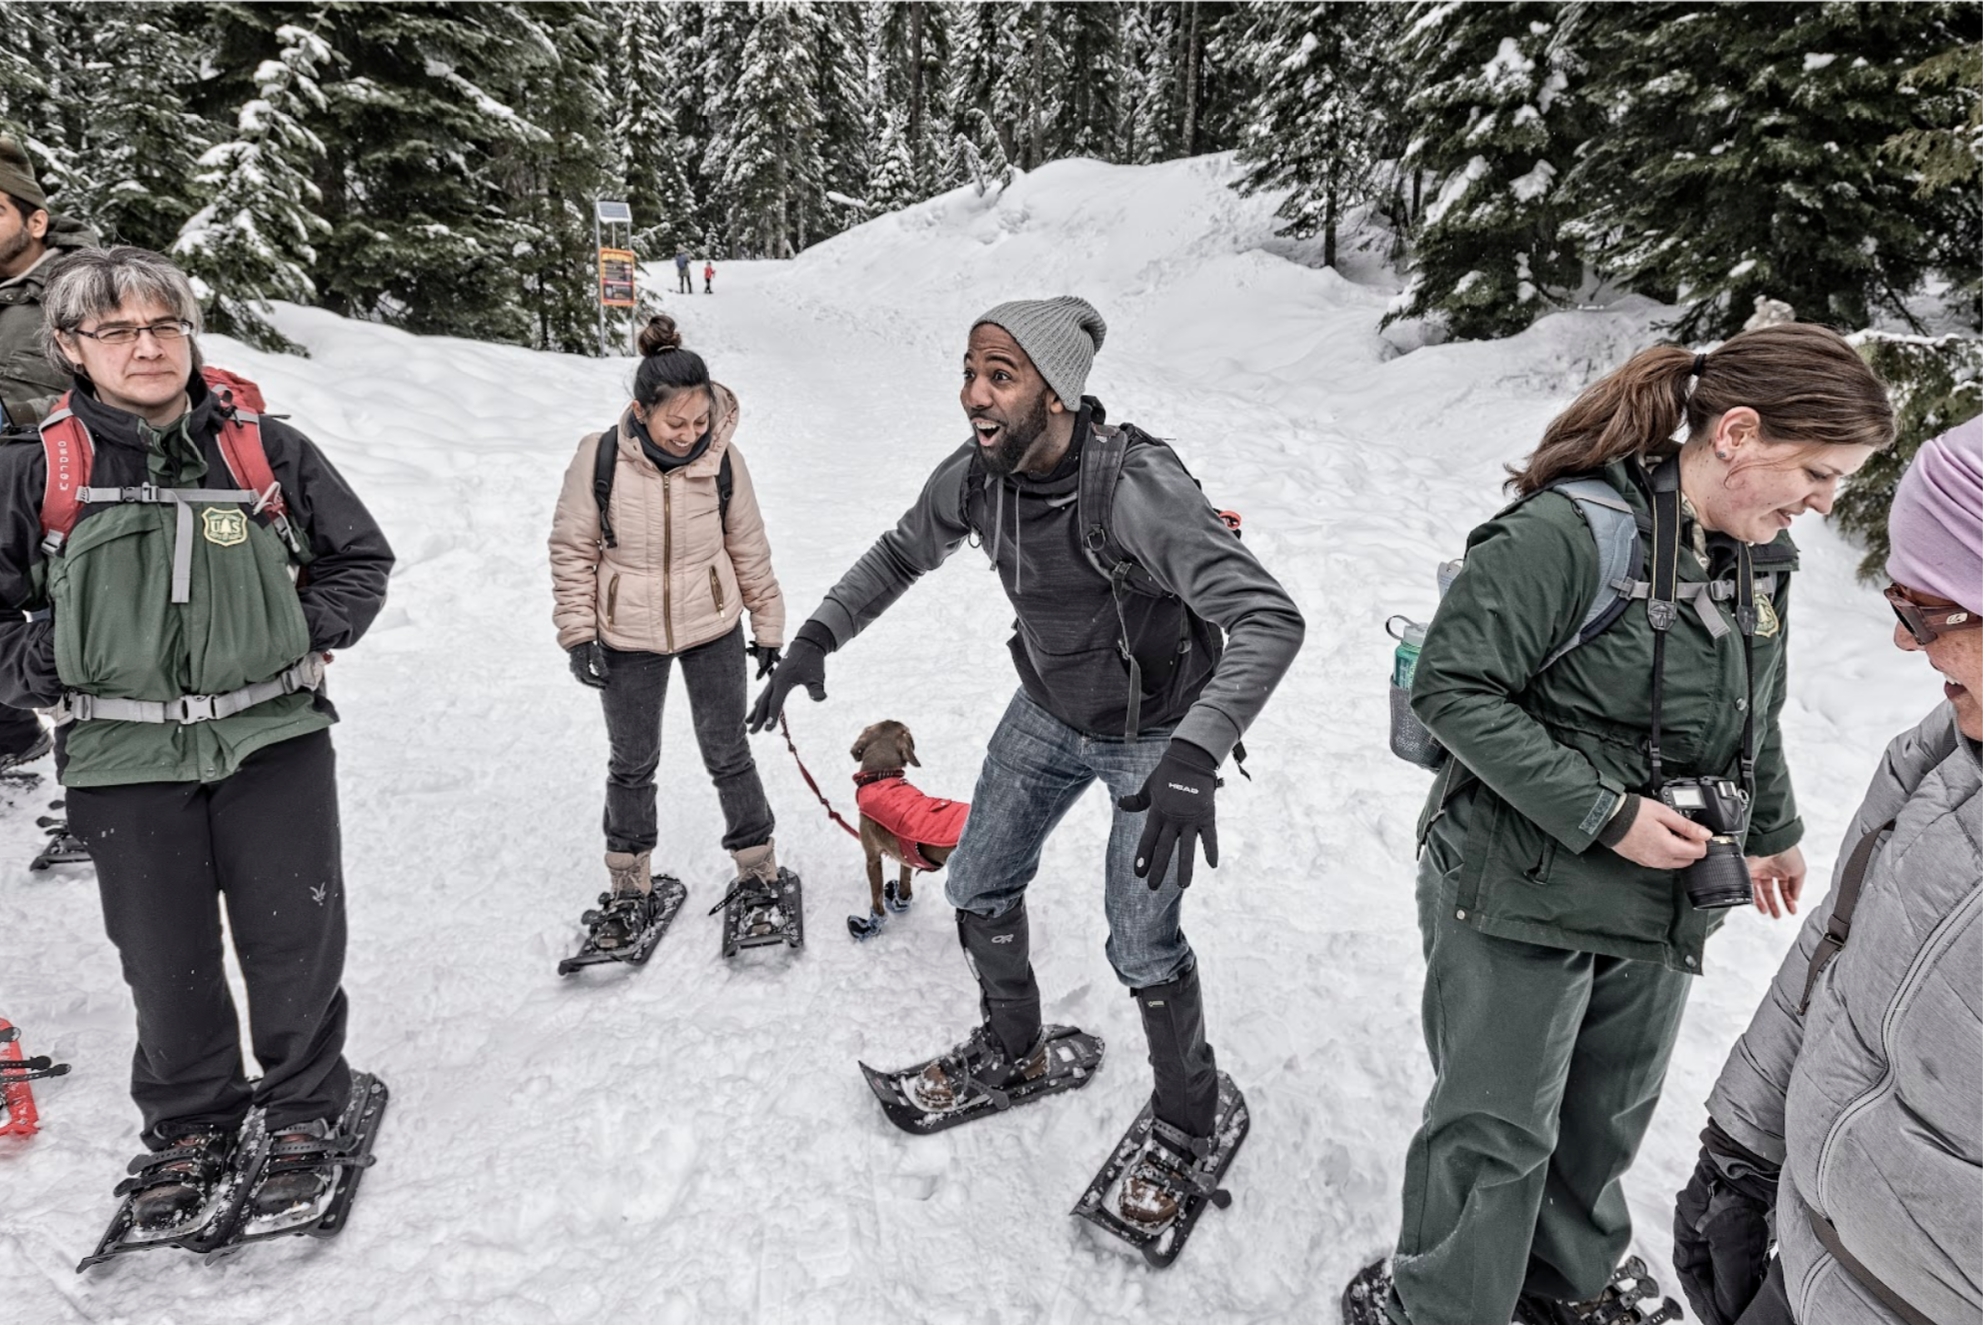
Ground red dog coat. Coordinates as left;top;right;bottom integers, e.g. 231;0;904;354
854;771;970;872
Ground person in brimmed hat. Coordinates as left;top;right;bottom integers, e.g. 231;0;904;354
1675;417;1982;1326
748;295;1304;1235
0;135;98;774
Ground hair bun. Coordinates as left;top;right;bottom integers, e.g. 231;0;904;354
638;314;683;357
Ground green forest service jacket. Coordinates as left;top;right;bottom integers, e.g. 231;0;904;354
0;374;394;786
1412;461;1800;974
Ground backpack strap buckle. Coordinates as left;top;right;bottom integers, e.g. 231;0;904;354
175;694;219;724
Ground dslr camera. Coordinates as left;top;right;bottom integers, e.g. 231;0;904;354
1658;777;1752;910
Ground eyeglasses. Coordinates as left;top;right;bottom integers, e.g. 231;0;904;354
69;320;194;347
1886;583;1979;645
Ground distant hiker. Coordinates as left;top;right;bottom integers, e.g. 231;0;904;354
703;260;714;295
0;248;394;1247
748;295;1303;1245
675;251;692;295
1676;419;1981;1327
549;312;788;963
1342;325;1895;1326
0;135;95;775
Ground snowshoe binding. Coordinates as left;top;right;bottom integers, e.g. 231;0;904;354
232;1071;389;1248
711;866;804;958
0;1018;70;1137
31;801;90;871
559;874;688;976
1514;1257;1683;1325
1340;1258;1395;1326
861;1022;1104;1135
79;1121;263;1271
1072;1071;1249;1267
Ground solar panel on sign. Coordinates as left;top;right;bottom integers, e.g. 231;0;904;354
595;200;632;223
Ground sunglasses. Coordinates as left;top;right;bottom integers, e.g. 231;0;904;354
1886;583;1979;645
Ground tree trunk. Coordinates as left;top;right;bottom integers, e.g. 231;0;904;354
908;3;925;181
1026;8;1046;169
1324;165;1339;271
1181;1;1201;156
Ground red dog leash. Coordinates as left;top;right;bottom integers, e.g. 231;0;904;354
780;715;862;840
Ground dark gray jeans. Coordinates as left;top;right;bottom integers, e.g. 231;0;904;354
600;625;773;856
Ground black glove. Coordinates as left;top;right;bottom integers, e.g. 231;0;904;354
1673;1120;1779;1325
747;642;782;680
1117;740;1221;890
745;637;826;732
568;641;609;690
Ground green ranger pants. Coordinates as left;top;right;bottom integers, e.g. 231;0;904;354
1387;838;1693;1324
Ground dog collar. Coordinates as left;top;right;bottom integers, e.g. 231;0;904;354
853;768;905;787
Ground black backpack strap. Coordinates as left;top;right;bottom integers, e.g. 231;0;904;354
1077;423;1132;580
718;450;733;534
592;426;619;549
1798;818;1897;1015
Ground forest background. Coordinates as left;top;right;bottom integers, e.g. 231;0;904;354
0;0;1977;564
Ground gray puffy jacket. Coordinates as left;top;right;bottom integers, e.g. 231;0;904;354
1708;703;1981;1324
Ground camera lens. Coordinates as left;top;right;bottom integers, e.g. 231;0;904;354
1684;838;1752;910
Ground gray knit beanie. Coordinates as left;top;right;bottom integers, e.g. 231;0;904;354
973;296;1108;410
0;137;45;211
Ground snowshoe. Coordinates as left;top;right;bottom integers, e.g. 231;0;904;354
860;1023;1103;1135
30;804;90;871
1340;1258;1395;1326
0;729;52;779
230;1071;388;1248
559;874;688;976
1514;1257;1683;1325
0;1019;70;1137
1072;1071;1249;1268
711;866;804;958
78;1120;265;1271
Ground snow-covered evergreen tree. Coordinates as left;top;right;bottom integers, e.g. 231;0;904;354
1390;1;1588;340
620;4;698;260
866;108;920;213
711;2;825;258
1234;3;1393;270
814;1;873;238
877;2;952;192
173;22;334;352
1568;1;1973;340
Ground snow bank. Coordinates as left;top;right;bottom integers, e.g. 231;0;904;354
0;154;1928;1322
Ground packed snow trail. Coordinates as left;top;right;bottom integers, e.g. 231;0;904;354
0;157;1927;1322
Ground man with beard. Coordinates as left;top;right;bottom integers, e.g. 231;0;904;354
0;137;97;773
747;296;1303;1242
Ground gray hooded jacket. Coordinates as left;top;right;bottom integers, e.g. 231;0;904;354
1707;703;1981;1324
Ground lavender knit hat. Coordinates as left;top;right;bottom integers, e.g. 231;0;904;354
1887;416;1983;616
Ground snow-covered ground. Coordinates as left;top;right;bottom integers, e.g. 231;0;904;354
0;155;1931;1322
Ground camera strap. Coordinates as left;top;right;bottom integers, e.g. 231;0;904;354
1644;453;1760;798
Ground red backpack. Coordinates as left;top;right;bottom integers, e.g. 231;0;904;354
34;365;301;560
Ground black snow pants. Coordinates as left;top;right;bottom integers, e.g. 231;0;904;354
67;729;352;1148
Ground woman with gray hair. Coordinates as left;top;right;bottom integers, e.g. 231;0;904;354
1674;417;1982;1324
0;246;395;1260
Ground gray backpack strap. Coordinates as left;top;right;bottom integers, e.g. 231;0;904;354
1537;478;1640;670
1798;819;1896;1015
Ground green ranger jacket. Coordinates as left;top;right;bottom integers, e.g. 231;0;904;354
0;373;394;786
0;213;98;427
1412;460;1801;974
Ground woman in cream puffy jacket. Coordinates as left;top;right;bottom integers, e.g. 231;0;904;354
549;314;785;948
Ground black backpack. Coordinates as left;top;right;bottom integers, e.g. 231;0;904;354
591;424;732;549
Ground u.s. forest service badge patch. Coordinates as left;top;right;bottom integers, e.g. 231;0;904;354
1753;589;1781;638
201;507;249;548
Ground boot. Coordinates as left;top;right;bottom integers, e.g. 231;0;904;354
1117;965;1220;1226
1514;1258;1682;1325
730;839;779;887
121;1128;235;1232
593;850;652;950
250;1117;335;1220
910;901;1046;1111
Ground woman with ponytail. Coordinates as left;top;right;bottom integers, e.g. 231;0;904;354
1344;325;1893;1325
548;314;786;953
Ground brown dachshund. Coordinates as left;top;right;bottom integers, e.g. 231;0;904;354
848;720;970;940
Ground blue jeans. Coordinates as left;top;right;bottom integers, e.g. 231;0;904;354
945;690;1193;989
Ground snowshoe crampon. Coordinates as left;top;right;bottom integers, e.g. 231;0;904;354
231;1072;389;1250
860;1024;1103;1135
559;875;688;976
1514;1257;1683;1325
711;867;804;958
30;807;90;871
1072;1071;1249;1268
0;1019;70;1137
79;1122;265;1272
